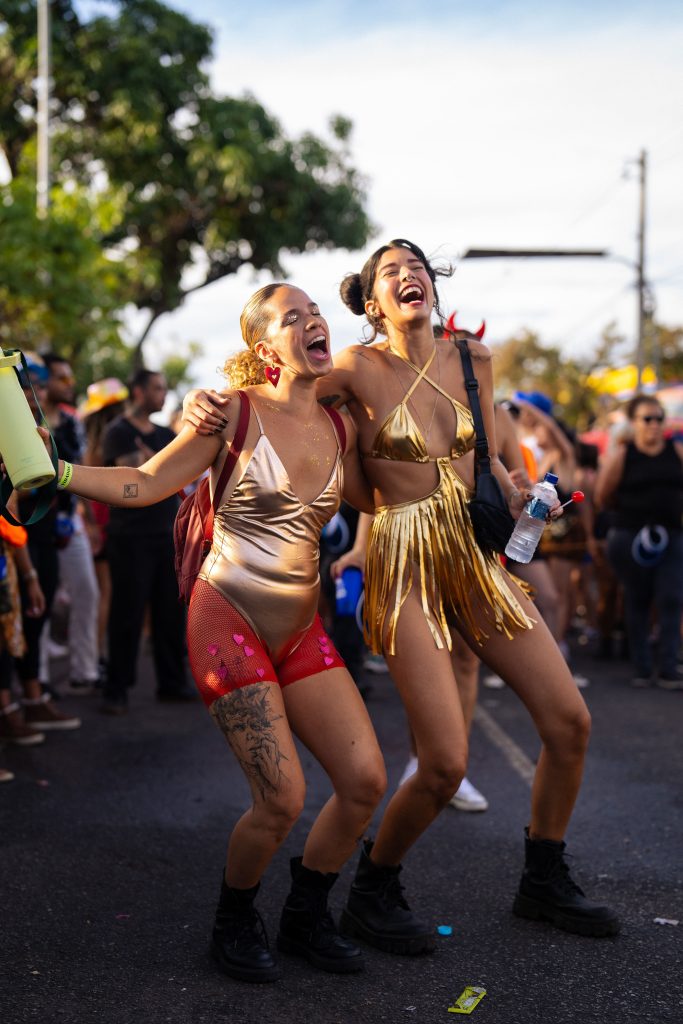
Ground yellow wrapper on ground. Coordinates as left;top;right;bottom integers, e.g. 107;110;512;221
448;986;487;1014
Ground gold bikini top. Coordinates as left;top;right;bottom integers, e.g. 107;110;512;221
363;348;476;463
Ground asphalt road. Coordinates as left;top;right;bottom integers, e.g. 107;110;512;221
2;640;682;1024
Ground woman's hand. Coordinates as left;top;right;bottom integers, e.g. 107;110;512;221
36;425;51;452
25;577;46;618
508;489;530;520
509;487;563;522
330;549;365;579
182;389;232;436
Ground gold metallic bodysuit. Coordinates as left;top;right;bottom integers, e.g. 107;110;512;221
198;400;343;664
362;348;533;655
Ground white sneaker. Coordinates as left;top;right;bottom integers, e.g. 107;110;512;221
397;755;418;788
572;673;590;689
483;673;505;689
449;777;489;812
46;638;69;658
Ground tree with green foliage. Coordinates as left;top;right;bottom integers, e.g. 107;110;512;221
491;329;596;427
491;319;682;430
650;323;683;383
0;176;132;387
0;0;373;377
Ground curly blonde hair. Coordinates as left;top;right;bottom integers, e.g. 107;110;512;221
222;283;284;388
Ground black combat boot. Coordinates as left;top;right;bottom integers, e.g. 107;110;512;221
211;878;280;983
277;857;364;973
513;829;621;937
340;840;435;955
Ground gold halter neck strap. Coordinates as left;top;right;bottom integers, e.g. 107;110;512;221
363;347;476;464
393;346;437;403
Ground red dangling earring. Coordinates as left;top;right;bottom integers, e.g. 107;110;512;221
265;365;281;388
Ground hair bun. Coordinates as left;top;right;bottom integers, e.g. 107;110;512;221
339;273;365;316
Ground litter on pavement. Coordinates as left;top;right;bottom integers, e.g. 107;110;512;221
448;986;487;1014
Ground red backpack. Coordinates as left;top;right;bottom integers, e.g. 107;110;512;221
173;390;250;603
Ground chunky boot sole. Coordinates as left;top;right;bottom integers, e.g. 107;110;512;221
211;941;281;983
512;893;621;938
276;931;364;973
340;908;436;956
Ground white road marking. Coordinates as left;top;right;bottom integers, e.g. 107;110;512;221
474;705;536;787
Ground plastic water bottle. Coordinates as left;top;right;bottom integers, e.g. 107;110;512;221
504;473;559;564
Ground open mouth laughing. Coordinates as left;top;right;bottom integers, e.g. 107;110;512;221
306;334;330;362
398;283;425;306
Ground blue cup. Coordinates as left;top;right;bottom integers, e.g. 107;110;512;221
335;567;363;616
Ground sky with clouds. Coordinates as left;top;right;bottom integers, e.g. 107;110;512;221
84;1;683;391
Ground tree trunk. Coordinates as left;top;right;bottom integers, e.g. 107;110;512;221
131;310;162;370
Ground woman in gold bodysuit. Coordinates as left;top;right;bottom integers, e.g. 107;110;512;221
184;241;619;949
40;284;387;983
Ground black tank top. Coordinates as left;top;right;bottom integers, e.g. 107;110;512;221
614;440;683;530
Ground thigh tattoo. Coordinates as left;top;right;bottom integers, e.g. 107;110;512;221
211;684;288;800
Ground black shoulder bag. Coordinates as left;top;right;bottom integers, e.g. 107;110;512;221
456;340;515;554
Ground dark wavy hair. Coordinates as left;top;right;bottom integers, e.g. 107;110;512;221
339;238;452;342
626;394;664;421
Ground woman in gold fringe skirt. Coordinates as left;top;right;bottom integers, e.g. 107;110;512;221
183;239;620;949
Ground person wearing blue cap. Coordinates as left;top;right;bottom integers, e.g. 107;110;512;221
513;390;554;417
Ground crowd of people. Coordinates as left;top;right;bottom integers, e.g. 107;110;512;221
0;357;198;784
1;238;681;984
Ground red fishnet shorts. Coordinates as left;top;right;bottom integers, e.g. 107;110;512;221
187;580;345;706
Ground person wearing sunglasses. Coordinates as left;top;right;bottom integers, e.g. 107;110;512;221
595;395;683;688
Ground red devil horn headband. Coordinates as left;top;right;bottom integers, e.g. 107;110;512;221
444;312;486;339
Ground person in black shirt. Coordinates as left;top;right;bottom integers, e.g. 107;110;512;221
595;395;683;688
101;369;193;713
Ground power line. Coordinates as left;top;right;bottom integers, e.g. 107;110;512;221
551;283;632;342
567;177;625;230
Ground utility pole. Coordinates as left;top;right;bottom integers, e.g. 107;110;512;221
635;149;647;389
463;154;651;393
36;0;50;217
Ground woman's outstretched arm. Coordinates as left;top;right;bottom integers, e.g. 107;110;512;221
46;426;225;508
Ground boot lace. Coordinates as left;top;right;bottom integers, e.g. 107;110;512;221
378;873;411;911
225;905;270;950
546;854;585;898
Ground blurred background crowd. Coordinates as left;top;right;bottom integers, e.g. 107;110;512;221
1;1;682;789
2;348;680;793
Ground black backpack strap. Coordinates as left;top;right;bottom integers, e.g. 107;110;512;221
456;339;491;472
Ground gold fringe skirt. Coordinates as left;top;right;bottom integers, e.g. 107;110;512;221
364;458;534;656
